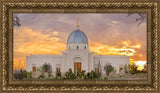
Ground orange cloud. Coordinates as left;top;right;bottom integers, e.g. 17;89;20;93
89;41;146;70
89;41;142;57
14;27;66;70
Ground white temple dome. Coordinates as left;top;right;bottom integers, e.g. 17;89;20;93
67;30;88;45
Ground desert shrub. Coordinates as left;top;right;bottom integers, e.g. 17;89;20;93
104;77;108;80
39;75;44;78
129;63;138;74
42;63;52;73
85;71;100;80
64;69;77;79
63;69;100;80
104;63;114;75
56;72;61;77
22;70;27;78
86;72;90;79
48;72;53;77
13;72;22;80
54;76;60;80
27;71;32;78
76;68;81;77
124;64;129;73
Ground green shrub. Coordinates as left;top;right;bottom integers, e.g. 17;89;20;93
56;72;61;77
64;69;77;79
71;73;77;79
104;63;114;76
104;77;108;80
22;70;27;78
27;71;32;78
63;69;100;80
54;76;60;80
39;75;44;78
76;68;81;79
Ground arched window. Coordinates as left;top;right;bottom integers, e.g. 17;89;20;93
84;46;86;49
77;46;79;49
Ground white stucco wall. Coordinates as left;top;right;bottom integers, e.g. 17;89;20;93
26;52;129;77
26;54;62;76
94;55;129;74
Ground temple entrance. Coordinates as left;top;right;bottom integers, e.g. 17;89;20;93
74;57;81;73
74;62;81;73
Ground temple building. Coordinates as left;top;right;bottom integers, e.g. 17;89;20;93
26;19;129;77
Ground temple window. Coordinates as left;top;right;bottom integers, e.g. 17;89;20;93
77;46;79;49
33;66;36;72
95;68;98;73
56;68;60;73
56;67;61;77
119;67;123;71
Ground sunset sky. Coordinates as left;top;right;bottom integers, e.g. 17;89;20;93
13;13;147;71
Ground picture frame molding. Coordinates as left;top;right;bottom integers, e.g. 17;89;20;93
0;0;159;92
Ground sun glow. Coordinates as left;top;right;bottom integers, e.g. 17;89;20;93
136;61;147;70
135;61;146;66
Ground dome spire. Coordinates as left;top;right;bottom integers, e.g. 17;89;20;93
76;18;79;30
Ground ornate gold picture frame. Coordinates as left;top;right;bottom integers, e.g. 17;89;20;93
0;0;159;92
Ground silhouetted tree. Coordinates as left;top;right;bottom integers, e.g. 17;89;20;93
129;63;138;74
142;64;147;73
13;15;21;27
127;13;147;26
